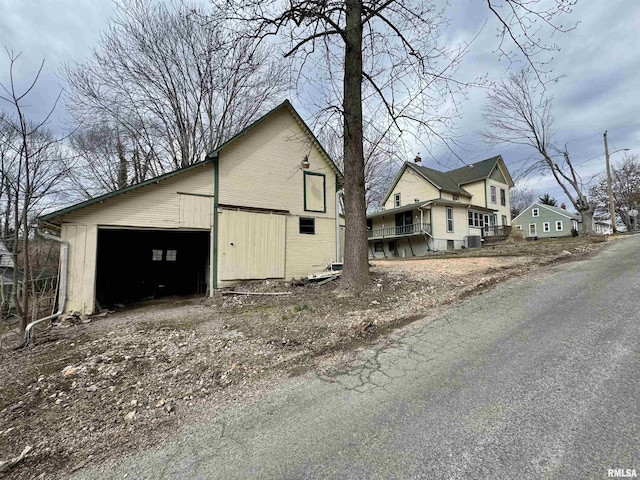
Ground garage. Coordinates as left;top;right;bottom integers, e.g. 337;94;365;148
95;229;210;306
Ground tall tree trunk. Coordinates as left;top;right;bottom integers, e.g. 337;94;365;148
579;206;595;235
341;0;370;293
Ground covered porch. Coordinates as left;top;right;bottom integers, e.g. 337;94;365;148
366;201;434;258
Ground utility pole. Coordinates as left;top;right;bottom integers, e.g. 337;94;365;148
604;130;617;234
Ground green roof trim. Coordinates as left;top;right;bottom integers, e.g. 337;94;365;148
39;158;215;224
40;99;342;225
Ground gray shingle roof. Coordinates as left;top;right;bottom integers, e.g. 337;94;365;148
408;164;472;196
447;156;502;185
537;203;581;220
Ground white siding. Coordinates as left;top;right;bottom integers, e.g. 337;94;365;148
384;169;439;210
62;164;215;228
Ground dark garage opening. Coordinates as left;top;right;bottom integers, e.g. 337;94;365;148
96;229;209;306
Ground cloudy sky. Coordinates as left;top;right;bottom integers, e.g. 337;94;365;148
1;0;638;207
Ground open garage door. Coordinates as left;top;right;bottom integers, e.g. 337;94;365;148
96;229;209;306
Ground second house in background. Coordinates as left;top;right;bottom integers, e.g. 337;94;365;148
367;155;514;257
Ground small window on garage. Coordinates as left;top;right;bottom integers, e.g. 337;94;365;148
152;249;163;261
374;241;383;252
166;249;177;261
299;217;315;234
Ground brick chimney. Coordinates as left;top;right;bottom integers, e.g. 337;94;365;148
414;154;422;165
561;203;566;210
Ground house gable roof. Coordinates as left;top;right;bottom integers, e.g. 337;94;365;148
512;202;581;222
40;100;341;225
206;99;342;179
380;162;472;205
448;155;515;187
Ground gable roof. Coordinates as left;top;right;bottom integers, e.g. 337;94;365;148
381;162;472;205
41;100;341;224
448;156;515;187
206;100;342;178
40;159;215;224
409;164;472;196
512;202;581;222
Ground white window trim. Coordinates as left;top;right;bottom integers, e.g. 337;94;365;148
532;208;539;217
543;222;550;232
556;220;563;231
490;186;497;204
529;223;537;236
394;193;401;208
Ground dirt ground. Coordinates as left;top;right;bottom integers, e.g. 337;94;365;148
0;236;611;479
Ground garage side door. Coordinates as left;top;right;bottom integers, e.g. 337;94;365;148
219;210;286;280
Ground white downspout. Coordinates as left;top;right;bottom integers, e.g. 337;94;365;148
335;188;344;262
20;229;68;348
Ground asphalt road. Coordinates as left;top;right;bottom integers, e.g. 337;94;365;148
76;236;640;480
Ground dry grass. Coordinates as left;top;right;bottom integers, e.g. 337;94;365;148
0;235;611;479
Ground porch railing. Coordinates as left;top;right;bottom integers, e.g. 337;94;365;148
483;225;512;237
367;223;431;239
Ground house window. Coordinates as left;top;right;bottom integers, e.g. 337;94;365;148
303;172;326;213
446;207;454;233
500;189;506;206
529;224;537;236
502;215;507;226
299;217;315;234
394;193;401;208
556;221;563;231
152;249;163;261
468;211;485;228
374;241;383;252
166;250;177;261
532;208;539;217
453;195;459;201
490;186;497;204
543;222;550;232
366;218;373;230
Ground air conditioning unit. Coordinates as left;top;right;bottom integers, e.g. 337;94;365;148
466;235;481;249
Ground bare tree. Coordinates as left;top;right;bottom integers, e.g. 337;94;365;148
222;0;579;292
538;193;557;206
484;68;594;234
0;51;70;336
67;122;158;199
509;186;535;219
589;154;640;231
64;0;290;190
317;116;401;213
